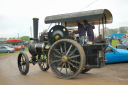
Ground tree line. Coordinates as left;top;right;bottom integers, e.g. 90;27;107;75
9;36;30;42
101;26;128;37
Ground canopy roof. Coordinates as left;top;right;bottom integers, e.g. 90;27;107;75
45;9;113;27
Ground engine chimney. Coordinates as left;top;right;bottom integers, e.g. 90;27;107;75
33;18;39;41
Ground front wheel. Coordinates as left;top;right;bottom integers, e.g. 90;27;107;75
38;55;49;71
18;52;29;75
48;39;86;79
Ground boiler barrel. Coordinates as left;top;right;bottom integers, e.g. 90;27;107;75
28;43;45;55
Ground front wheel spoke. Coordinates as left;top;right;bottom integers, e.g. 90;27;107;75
68;55;80;59
68;61;78;69
21;56;24;61
51;59;61;63
54;49;61;55
22;65;25;72
66;45;72;56
60;63;65;72
69;59;80;64
69;48;77;57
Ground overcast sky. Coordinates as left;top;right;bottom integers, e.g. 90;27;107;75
0;0;128;38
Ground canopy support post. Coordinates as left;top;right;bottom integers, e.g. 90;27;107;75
65;22;67;27
102;17;104;39
99;18;100;36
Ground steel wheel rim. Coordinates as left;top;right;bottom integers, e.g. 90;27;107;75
18;54;27;74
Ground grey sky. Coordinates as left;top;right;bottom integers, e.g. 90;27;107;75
0;0;128;38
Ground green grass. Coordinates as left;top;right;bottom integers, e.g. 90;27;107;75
109;39;119;48
0;47;28;56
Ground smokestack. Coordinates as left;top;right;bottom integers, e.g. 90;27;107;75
33;18;39;39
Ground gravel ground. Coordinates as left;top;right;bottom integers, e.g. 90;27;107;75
0;51;128;85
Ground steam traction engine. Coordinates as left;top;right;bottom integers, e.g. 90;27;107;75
17;9;113;79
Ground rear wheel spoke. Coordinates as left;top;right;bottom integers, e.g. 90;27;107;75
68;64;72;73
51;59;61;63
68;55;80;59
60;45;63;53
54;49;61;55
57;61;63;67
65;63;68;75
69;48;77;57
53;53;61;58
66;45;72;56
69;59;80;64
60;63;65;72
64;42;66;52
68;61;78;69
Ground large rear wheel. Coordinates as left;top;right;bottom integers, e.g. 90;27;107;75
48;39;85;79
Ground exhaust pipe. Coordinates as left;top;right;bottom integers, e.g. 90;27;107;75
32;18;39;41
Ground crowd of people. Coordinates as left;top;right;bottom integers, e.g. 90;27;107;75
109;35;127;45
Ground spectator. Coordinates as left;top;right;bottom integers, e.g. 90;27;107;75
84;20;95;42
115;35;117;39
21;44;25;51
109;37;112;45
118;37;121;44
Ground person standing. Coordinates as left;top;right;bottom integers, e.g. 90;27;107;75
77;21;86;45
84;20;95;42
118;37;121;44
109;37;112;45
21;44;25;51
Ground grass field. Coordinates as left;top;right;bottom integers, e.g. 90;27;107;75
0;40;119;57
110;39;119;48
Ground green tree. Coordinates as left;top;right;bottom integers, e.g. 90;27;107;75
12;37;16;39
9;37;11;40
20;36;30;41
125;27;128;33
119;27;127;33
100;28;118;37
109;29;118;35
